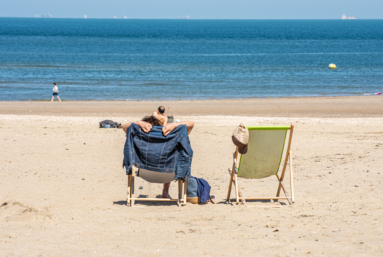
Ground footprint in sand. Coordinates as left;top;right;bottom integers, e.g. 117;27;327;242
0;200;51;223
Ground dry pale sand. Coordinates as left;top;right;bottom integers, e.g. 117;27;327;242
0;95;382;117
1;97;383;256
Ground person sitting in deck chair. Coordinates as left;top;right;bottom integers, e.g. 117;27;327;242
121;115;194;198
153;106;168;126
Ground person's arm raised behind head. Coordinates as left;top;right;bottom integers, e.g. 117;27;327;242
121;121;153;135
121;122;132;134
162;121;194;137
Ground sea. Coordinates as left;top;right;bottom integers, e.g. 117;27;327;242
0;18;382;101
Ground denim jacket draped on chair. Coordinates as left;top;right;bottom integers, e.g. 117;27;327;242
123;123;193;180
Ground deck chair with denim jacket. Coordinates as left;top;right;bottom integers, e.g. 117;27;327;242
226;124;295;205
124;124;191;207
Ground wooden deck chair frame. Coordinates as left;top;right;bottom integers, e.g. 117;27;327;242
226;124;295;205
127;166;187;207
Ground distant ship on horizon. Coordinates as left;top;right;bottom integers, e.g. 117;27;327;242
177;15;190;20
342;14;356;20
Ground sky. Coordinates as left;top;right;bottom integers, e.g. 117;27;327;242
1;0;382;19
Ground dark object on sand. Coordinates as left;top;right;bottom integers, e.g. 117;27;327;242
187;176;214;204
99;120;121;128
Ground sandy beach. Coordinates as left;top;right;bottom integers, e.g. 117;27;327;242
1;96;383;256
0;96;382;117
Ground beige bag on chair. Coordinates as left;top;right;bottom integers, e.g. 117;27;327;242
232;124;249;154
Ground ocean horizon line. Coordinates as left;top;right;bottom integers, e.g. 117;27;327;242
1;17;383;20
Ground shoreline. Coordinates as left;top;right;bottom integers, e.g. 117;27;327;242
0;95;382;118
4;92;374;102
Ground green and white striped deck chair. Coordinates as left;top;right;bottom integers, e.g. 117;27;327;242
227;124;295;205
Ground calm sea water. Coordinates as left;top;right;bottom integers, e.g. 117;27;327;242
0;18;382;100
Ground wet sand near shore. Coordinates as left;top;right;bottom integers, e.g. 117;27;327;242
0;95;382;117
1;96;383;256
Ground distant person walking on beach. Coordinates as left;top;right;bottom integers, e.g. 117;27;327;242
51;83;61;102
153;106;168;126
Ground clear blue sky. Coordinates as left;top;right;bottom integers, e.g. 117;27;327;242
1;0;382;19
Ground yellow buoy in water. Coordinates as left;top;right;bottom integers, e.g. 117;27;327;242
329;63;337;69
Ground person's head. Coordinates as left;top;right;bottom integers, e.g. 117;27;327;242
158;106;165;114
53;83;56;86
141;115;162;126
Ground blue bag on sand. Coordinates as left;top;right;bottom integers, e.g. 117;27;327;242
196;178;211;203
187;176;214;204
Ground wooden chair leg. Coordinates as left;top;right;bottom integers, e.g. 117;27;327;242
227;170;234;202
183;180;187;206
177;180;181;207
131;171;135;207
127;175;131;206
289;153;295;203
227;148;238;202
276;175;292;205
277;126;294;196
276;157;288;198
235;173;239;204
